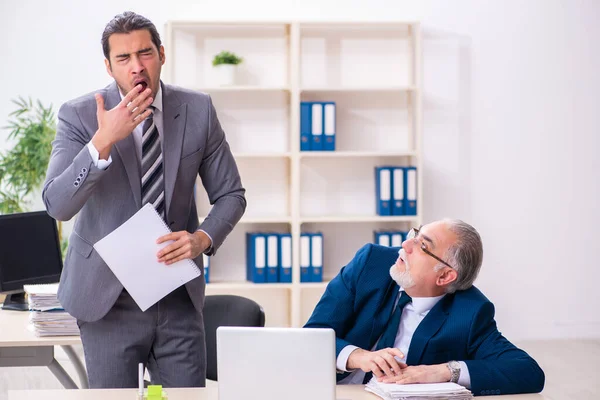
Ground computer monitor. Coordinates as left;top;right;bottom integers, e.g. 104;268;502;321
0;210;63;311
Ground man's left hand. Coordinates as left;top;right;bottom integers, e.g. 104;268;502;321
379;363;451;385
156;231;211;265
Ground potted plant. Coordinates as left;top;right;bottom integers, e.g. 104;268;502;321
212;50;243;86
0;97;67;255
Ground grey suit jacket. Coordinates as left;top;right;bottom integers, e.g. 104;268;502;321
42;81;246;322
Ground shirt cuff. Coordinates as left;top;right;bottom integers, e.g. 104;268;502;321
337;345;359;372
197;229;214;254
87;142;112;170
457;361;471;389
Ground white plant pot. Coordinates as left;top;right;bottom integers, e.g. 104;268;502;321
213;64;236;86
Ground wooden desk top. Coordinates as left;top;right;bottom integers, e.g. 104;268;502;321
0;308;81;347
8;385;548;400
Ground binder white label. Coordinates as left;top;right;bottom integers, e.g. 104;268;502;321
393;168;404;200
311;235;323;267
380;169;391;201
407;169;417;200
267;235;278;267
255;236;266;269
300;235;310;267
379;234;390;247
202;254;209;267
324;104;335;136
391;233;402;247
281;236;292;268
312;103;323;135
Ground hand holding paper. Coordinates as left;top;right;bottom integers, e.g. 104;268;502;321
94;204;201;312
156;230;211;265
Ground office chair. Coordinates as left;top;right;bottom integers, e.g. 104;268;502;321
204;294;266;381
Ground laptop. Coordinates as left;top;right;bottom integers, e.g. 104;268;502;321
217;326;337;400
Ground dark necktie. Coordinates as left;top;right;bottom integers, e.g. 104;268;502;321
141;111;165;218
363;290;412;384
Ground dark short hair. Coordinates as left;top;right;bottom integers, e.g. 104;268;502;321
101;11;162;61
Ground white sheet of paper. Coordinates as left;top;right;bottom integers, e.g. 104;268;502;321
93;203;201;311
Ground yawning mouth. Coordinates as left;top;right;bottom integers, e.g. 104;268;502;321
134;79;148;92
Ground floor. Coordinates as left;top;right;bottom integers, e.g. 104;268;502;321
0;339;598;400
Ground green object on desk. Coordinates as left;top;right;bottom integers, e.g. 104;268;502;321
147;385;164;400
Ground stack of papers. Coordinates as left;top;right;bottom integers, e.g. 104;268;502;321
365;379;473;400
28;310;79;337
24;283;63;311
23;283;79;337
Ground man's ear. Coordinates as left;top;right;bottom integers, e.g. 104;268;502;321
159;45;165;65
105;58;113;78
436;267;458;287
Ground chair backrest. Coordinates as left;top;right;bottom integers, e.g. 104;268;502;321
203;294;265;381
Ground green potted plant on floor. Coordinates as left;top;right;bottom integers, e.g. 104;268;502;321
212;50;243;86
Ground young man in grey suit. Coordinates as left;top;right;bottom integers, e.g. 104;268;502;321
42;11;246;388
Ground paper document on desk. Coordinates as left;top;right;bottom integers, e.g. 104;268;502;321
94;203;201;312
365;378;473;399
24;283;63;311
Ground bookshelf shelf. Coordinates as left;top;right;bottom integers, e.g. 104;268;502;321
300;86;416;93
299;151;418;159
300;215;420;224
234;152;292;159
198;216;292;224
166;20;422;328
206;282;292;290
198;86;290;92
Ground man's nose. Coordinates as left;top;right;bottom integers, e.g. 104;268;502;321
402;238;413;253
130;56;144;74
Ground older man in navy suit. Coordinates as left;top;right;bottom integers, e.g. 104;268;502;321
305;219;544;396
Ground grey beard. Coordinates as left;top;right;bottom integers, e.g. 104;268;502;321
389;262;415;289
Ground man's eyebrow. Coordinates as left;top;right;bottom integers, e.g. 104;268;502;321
115;48;153;59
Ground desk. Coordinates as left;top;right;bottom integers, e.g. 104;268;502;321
7;385;548;400
0;309;87;389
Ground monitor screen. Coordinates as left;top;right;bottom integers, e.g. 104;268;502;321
0;210;63;293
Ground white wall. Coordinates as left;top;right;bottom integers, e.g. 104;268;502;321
0;0;598;340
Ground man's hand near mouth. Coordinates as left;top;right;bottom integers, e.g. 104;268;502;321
92;83;154;160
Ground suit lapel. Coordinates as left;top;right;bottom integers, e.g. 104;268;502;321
406;293;453;365
161;83;187;220
368;281;399;348
109;82;142;209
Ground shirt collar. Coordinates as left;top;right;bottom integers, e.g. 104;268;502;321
118;84;163;113
400;288;445;315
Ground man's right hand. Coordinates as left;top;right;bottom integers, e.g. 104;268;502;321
347;348;406;379
91;84;154;160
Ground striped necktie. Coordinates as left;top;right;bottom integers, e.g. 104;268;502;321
141;111;165;218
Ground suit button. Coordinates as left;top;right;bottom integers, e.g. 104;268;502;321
82;167;87;173
74;181;79;187
78;173;84;178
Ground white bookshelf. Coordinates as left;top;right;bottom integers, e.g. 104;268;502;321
165;21;423;328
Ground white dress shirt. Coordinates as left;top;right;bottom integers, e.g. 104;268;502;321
86;86;213;249
337;289;471;388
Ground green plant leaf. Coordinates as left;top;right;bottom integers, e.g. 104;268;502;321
0;98;56;215
212;50;243;66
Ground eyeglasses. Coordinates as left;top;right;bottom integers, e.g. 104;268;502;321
406;227;454;269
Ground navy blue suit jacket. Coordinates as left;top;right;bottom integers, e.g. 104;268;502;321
304;244;545;396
